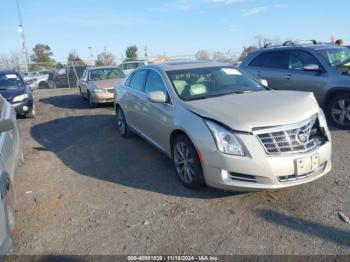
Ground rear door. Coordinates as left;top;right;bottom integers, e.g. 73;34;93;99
123;69;148;131
244;50;290;90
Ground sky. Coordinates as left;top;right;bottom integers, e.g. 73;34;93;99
1;0;349;63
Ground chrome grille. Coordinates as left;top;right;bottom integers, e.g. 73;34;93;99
255;116;318;155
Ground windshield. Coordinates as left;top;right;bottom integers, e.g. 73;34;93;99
167;67;265;101
88;68;125;81
318;48;350;67
0;73;24;88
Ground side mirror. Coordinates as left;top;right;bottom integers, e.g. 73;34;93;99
0;119;14;133
260;79;269;87
303;64;320;72
147;91;168;103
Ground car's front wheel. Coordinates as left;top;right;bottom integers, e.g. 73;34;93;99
26;104;36;118
88;92;97;108
116;107;133;138
172;135;205;189
5;181;15;238
326;93;350;130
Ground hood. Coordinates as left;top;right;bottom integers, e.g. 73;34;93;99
182;90;319;132
90;79;122;89
0;86;26;101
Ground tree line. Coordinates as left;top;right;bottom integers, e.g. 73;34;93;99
0;44;140;71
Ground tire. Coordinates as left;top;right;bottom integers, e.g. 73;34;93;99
172;135;205;189
88;92;97;108
116;107;133;138
26;103;36;118
80;88;87;100
326;93;350;130
39;81;48;89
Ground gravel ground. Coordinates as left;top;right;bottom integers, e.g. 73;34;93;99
10;88;350;255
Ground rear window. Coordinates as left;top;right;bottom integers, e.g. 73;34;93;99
88;68;125;81
249;51;289;69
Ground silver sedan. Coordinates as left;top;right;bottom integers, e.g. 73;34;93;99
114;61;332;191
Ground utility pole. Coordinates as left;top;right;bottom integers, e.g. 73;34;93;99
16;0;29;72
144;46;148;60
88;46;93;64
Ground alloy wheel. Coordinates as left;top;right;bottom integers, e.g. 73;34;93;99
331;98;350;126
117;109;126;135
174;142;195;184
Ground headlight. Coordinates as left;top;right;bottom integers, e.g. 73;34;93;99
13;94;29;102
93;88;107;93
318;108;328;127
204;120;245;156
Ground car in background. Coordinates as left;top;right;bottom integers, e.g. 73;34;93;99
119;60;150;75
114;61;331;191
240;41;350;129
48;65;86;89
0;70;35;118
22;71;49;89
0;96;22;255
80;66;125;107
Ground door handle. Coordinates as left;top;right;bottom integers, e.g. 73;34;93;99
284;75;292;80
256;71;261;76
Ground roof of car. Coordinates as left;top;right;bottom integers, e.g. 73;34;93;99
0;69;18;74
86;65;120;70
251;43;344;54
146;60;229;71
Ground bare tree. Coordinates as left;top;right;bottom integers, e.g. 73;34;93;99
238;46;257;61
211;50;238;64
67;49;85;65
254;35;280;48
195;50;210;61
95;51;116;66
0;50;24;70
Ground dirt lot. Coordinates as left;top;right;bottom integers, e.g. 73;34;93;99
10;88;350;255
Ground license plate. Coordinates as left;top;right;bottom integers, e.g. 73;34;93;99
295;154;319;176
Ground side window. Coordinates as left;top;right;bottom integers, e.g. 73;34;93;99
249;51;289;69
129;70;148;92
288;50;320;70
145;70;167;94
124;73;133;87
249;53;268;67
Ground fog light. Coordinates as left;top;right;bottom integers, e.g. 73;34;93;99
22;106;29;112
221;170;231;182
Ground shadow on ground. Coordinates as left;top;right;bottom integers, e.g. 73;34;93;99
39;94;113;110
30;114;234;199
257;209;350;247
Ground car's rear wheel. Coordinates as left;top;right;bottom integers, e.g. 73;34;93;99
39;81;48;89
326;93;350;130
116;107;133;138
172;135;205;189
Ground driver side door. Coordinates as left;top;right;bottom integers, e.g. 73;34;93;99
140;70;174;152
